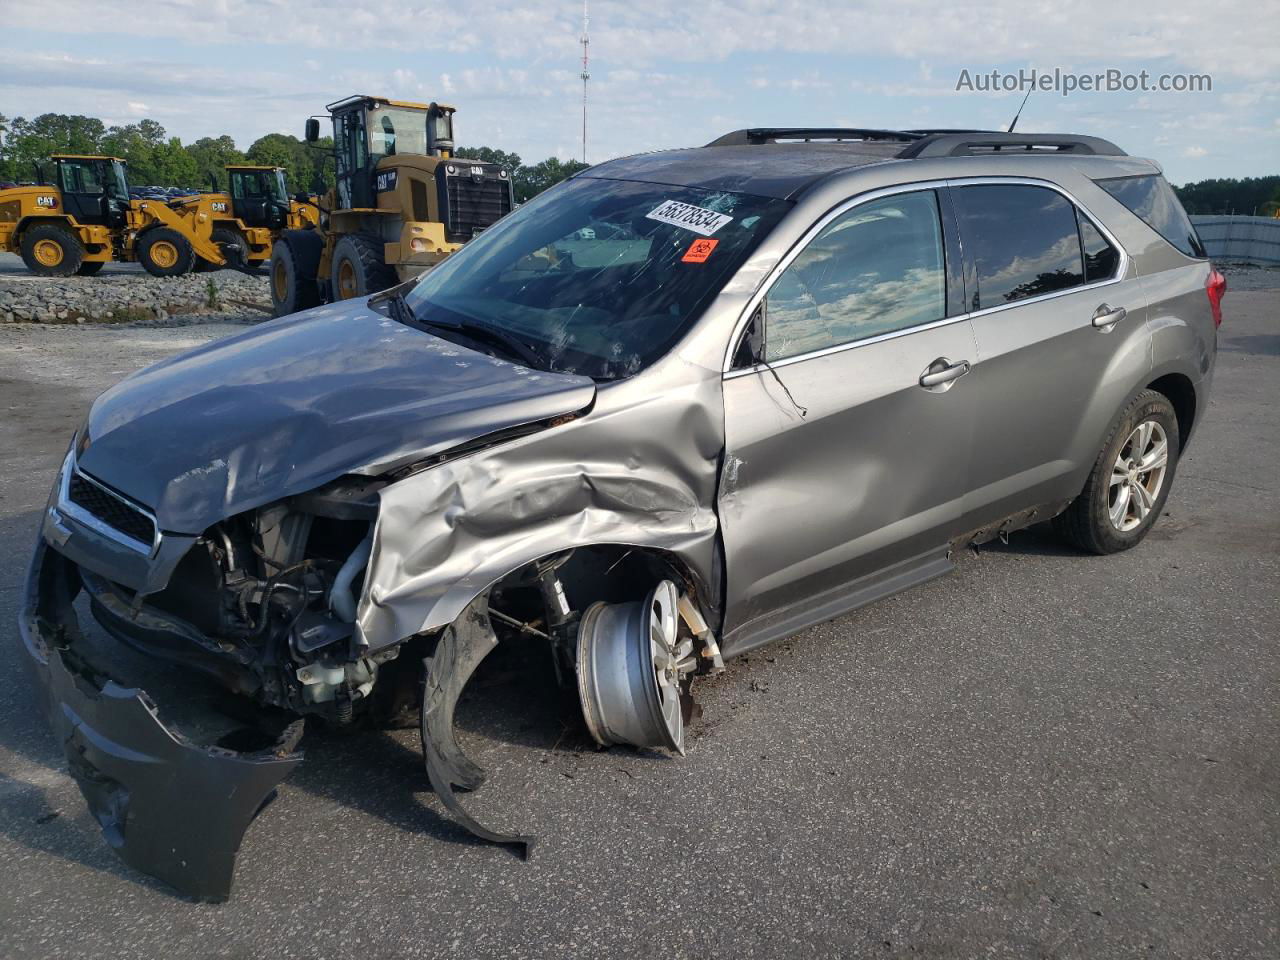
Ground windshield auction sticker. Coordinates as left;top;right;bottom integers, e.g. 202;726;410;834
646;200;734;236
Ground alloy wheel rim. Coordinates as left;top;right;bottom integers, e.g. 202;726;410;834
34;239;64;267
1109;419;1168;532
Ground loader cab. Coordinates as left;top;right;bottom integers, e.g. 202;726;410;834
227;165;290;229
50;155;130;228
310;95;455;212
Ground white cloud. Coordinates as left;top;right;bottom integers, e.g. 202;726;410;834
1183;145;1208;157
4;0;1277;80
3;2;1277;181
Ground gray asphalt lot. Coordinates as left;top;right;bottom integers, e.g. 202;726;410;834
0;285;1276;959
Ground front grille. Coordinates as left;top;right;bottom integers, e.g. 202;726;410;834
67;471;156;547
441;172;513;243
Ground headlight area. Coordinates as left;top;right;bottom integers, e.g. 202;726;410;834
84;474;400;726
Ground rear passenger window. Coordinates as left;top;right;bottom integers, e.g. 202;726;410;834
953;184;1083;309
1079;216;1120;282
1096;174;1206;259
764;190;946;361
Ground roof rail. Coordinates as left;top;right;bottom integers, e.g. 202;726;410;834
898;132;1127;158
707;127;924;147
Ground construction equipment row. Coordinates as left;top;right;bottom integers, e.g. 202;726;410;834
0;96;518;320
0;156;318;277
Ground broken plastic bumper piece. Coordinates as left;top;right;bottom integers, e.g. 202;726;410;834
18;539;303;902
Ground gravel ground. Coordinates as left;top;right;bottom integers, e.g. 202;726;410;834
0;252;269;325
0;286;1275;959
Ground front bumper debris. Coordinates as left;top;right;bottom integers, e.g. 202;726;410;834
19;538;304;902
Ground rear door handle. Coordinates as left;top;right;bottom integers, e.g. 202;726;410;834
1092;303;1127;329
918;357;971;389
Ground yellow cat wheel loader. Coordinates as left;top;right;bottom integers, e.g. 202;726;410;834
268;95;514;316
182;165;319;272
0;154;131;276
0;154;227;278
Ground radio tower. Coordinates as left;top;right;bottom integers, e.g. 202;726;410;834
580;0;590;163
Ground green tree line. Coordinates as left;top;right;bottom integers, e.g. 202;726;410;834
0;112;589;202
454;147;590;202
0;112;335;193
1174;175;1280;216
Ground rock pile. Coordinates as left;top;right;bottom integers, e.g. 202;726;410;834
0;269;272;325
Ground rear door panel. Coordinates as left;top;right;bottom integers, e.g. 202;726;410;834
950;179;1152;533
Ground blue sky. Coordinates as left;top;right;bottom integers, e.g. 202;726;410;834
2;0;1277;186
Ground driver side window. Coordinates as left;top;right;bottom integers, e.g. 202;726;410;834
765;190;947;362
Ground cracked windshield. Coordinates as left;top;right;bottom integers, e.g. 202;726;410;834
405;176;789;379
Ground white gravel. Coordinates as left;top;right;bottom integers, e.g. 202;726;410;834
0;268;270;325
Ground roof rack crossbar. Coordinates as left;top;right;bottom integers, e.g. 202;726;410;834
707;127;925;148
898;132;1127;158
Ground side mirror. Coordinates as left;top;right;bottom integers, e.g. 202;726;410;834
304;118;320;142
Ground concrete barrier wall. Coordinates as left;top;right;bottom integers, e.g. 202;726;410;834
1191;216;1280;265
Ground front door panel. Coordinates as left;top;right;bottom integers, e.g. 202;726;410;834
719;320;977;644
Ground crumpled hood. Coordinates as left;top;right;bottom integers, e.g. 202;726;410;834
78;300;596;534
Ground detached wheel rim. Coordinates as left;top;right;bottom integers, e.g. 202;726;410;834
576;580;692;754
272;259;288;300
150;240;178;269
1109;419;1169;532
337;259;357;299
33;238;64;267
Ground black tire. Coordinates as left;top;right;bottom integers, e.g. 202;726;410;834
1053;389;1181;554
20;223;84;277
330;233;396;302
196;226;246;273
269;231;323;317
138;227;195;277
75;260;106;276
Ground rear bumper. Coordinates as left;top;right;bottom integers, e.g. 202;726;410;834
18;537;303;902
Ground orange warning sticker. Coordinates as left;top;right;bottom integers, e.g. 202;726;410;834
681;237;719;263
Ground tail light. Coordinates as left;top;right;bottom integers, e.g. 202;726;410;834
1206;267;1226;328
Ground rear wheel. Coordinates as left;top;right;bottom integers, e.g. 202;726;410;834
1053;389;1180;554
138;228;195;277
269;233;322;317
330;234;396;301
75;260;106;276
20;223;84;277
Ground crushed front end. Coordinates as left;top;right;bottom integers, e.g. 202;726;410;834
19;450;404;901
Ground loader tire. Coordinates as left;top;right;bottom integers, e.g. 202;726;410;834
330;234;396;301
21;223;84;277
76;260;106;276
196;227;245;273
138;228;195;277
269;231;323;317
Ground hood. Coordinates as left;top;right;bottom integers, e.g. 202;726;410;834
78;300;596;534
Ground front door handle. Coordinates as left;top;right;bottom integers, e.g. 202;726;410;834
1092;303;1127;329
918;357;971;389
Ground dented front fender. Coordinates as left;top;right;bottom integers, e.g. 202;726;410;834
356;369;727;650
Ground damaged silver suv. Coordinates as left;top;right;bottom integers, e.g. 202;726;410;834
21;128;1223;900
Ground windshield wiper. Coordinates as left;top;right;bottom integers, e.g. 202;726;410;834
377;288;419;327
433;318;546;370
376;290;546;371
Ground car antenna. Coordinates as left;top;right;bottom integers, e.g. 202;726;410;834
1007;88;1033;132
